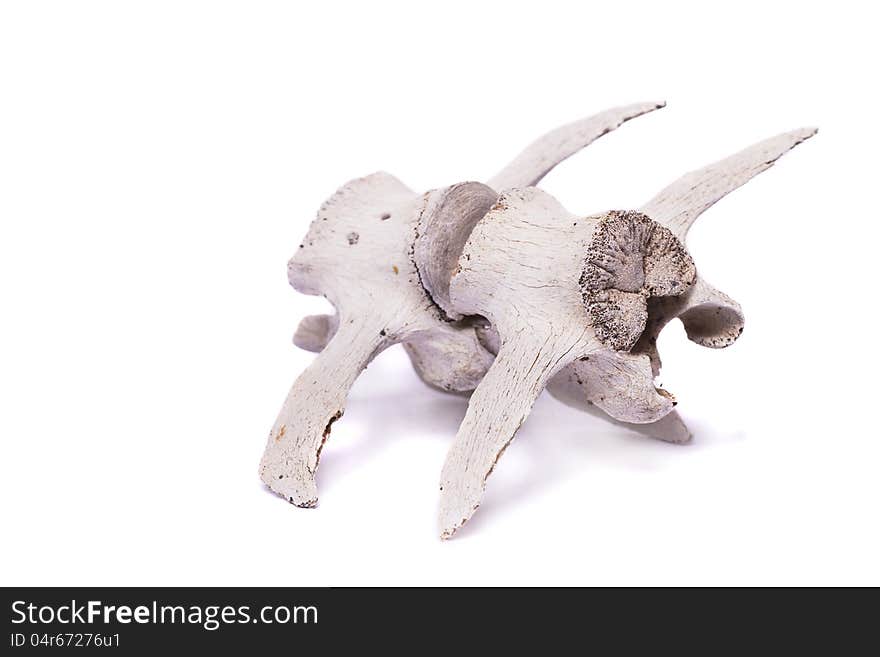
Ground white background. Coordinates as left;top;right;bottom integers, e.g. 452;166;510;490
2;1;878;586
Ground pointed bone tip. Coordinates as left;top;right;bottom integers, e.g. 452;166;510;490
800;126;819;140
672;426;694;444
654;411;694;444
438;491;479;541
623;100;666;119
767;126;817;154
786;126;818;144
439;515;466;541
659;419;694;444
657;432;693;445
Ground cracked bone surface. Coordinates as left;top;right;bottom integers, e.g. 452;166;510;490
259;102;664;507
438;190;697;538
439;128;817;537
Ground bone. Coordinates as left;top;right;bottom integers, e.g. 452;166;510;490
548;128;817;420
439;189;697;538
488;101;666;191
440;326;593;539
412;181;499;320
292;313;336;352
260;172;432;505
580;210;696;351
439;129;817;536
641;127;818;241
548;350;678;424
548;375;693;444
628;127;817;373
263;104;665;507
286;127;817;451
293;101;666;377
402;318;495;393
478;322;683;440
633;278;745;376
268;113;816;529
262;313;389;506
479;321;681;438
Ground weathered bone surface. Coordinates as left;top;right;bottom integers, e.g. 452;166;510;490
641;128;817;241
580;210;696;350
439;128;817;537
288;127;818;456
293;101;665;380
478;314;689;440
486;105;667;191
260;172;423;506
476;319;679;430
412;181;498;320
261;103;664;507
438;189;697;538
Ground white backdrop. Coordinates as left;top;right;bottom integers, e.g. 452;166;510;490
2;1;877;586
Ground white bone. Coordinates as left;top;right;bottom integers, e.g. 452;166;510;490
292;313;337;352
641;128;817;240
260;173;430;505
548;128;817;420
439;189;696;537
262;104;665;507
548;380;693;444
293;102;666;370
488;101;665;191
548;350;676;424
287;128;817;453
413;181;499;320
440;129;817;536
